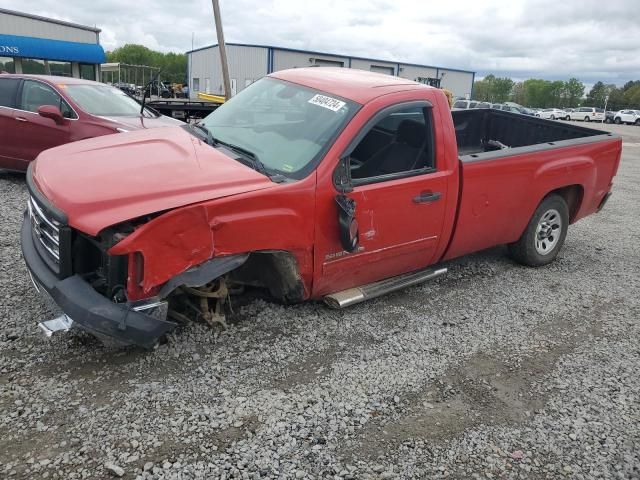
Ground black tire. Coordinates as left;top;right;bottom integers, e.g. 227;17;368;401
550;115;555;120
508;194;569;267
635;119;640;126
584;116;590;122
614;117;621;124
565;116;570;121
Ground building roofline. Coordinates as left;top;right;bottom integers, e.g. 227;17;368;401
187;42;475;75
0;8;101;33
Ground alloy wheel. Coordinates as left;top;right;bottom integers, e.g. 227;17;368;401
535;209;562;255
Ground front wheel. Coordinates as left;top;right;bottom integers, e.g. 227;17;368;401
508;194;569;267
550;115;555;120
614;117;621;124
565;115;570;121
635;119;640;126
584;116;591;122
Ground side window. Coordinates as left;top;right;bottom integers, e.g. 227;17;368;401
59;99;75;119
453;100;467;109
349;105;435;183
0;78;19;108
19;80;76;118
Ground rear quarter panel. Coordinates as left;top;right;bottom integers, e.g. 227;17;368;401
443;137;621;261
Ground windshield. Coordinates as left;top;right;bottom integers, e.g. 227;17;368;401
200;77;358;178
64;84;151;117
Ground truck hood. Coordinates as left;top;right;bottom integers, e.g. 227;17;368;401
96;114;184;130
33;127;277;236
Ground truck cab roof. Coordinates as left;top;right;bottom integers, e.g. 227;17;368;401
270;67;431;104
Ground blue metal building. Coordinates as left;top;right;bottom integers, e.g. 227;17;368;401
0;8;105;80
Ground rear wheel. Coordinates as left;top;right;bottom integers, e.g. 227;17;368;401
550;115;555;120
635;119;640;126
508;194;569;267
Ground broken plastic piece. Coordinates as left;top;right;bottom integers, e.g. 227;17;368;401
38;314;74;337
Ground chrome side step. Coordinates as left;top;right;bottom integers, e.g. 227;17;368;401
324;267;447;309
38;315;74;337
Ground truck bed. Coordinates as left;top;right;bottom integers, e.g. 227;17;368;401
443;109;622;262
452;109;613;159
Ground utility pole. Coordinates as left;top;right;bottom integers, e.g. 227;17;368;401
212;0;231;100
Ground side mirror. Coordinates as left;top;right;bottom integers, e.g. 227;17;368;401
37;105;65;125
335;194;359;252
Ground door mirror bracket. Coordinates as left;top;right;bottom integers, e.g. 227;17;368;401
333;155;353;194
335;194;359;252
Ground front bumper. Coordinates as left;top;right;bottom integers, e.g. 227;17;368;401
21;212;177;349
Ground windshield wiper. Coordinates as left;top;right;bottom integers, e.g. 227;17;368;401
190;123;217;146
188;125;285;182
215;140;272;177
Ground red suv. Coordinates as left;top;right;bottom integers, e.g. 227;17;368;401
0;74;181;172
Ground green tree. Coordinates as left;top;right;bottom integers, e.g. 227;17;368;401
563;78;585;108
471;74;513;102
512;82;526;105
492;77;514;103
547;80;565;107
624;85;640;107
585;82;612;107
472;74;495;101
607;87;625;110
522;79;549;107
623;80;640;92
472;78;491;101
106;44;187;83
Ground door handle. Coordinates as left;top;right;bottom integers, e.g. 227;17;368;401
413;191;442;203
15;116;28;122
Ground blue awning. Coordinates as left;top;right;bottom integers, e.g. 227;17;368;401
0;34;106;64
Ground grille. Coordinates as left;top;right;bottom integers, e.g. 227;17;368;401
28;195;61;270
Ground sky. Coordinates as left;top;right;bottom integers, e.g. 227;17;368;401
3;0;639;86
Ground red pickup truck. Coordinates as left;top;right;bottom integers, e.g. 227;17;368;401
22;68;621;348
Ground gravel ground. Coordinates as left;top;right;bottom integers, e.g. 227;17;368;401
1;122;639;479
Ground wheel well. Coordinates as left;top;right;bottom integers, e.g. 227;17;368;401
548;185;583;222
228;251;305;303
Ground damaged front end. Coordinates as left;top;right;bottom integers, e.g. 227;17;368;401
22;165;306;349
21;170;178;348
22;186;254;348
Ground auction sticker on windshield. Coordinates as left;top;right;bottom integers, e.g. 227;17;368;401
308;94;346;112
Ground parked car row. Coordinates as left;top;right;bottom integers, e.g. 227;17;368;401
535;107;604;122
537;107;640;125
457;103;639;125
452;100;534;115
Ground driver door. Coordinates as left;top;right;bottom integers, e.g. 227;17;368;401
313;102;450;296
10;80;73;166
